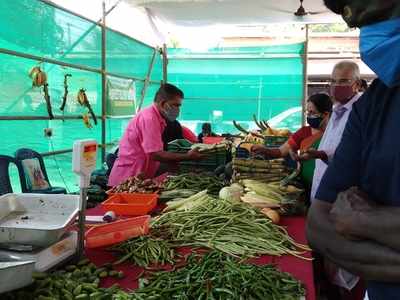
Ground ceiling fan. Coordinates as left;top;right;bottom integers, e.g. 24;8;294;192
274;0;326;17
293;0;325;16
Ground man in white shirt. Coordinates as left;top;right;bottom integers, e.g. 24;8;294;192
308;61;362;200
300;60;363;295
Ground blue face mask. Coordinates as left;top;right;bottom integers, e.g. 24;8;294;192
360;18;400;88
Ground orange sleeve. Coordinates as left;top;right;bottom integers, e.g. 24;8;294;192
287;126;312;151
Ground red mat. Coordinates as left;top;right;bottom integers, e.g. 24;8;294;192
85;206;315;300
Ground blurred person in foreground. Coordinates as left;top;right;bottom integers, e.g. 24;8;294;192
307;1;400;299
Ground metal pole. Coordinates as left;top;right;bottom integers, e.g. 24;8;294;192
78;0;108;262
168;54;300;60
77;187;88;259
0;115;100;121
302;24;309;127
0;48;161;83
257;77;262;121
162;44;168;83
101;1;107;164
106;115;134;119
0;48;102;74
41;149;73;157
106;71;143;82
137;49;158;112
41;143;114;158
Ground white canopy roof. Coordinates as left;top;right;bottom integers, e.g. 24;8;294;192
49;0;343;47
124;0;342;26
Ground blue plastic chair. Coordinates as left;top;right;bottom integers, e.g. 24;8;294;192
0;155;23;195
15;148;67;194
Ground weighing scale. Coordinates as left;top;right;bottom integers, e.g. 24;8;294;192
0;231;78;272
0;140;97;293
72;139;98;258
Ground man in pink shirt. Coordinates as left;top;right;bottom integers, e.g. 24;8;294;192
108;84;202;187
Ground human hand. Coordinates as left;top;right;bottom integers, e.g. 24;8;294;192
347;188;377;212
250;144;268;156
297;149;322;161
330;187;367;240
289;149;299;161
187;149;205;161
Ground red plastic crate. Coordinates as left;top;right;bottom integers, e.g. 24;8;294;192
85;215;150;248
101;193;158;216
203;136;225;144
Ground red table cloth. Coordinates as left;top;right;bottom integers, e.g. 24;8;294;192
85;206;315;300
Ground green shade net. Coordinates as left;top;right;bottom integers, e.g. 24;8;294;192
0;0;102;69
106;30;163;81
0;53;103;117
0;0;303;192
0;0;161;192
168;44;304;134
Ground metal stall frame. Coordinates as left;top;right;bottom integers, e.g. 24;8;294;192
101;0;107;163
137;48;158;112
302;24;309;127
0;0;163;163
162;44;168;83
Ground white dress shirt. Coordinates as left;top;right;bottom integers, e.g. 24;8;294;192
311;93;362;200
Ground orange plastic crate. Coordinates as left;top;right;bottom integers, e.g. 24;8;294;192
101;193;158;216
85;215;150;248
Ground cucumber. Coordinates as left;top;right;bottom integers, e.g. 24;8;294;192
77;258;90;266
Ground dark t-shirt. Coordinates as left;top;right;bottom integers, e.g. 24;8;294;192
316;79;400;299
162;120;183;150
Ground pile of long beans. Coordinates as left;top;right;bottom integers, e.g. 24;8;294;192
152;197;310;259
111;234;176;267
159;189;197;202
163;173;224;196
131;251;305;299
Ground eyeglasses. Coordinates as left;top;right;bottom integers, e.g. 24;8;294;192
330;79;356;85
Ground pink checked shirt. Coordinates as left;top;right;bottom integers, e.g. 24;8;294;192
108;104;166;187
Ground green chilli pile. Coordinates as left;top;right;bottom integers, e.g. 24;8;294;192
163;173;224;196
111;234;176;267
130;251;305;300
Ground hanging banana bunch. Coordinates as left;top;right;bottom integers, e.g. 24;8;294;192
60;73;72;112
29;66;54;119
77;88;97;128
29;66;47;87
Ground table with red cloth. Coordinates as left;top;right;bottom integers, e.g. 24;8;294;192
85;206;315;300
